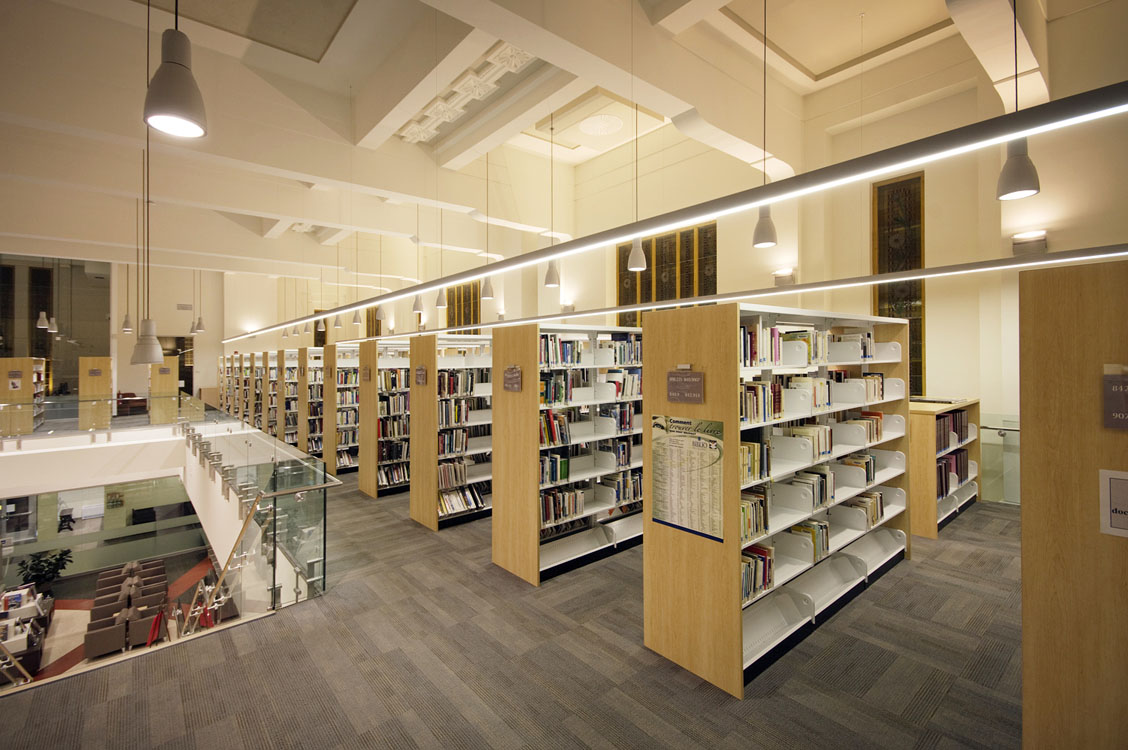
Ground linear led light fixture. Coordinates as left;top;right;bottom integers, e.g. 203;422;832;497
333;244;1128;344
224;81;1128;344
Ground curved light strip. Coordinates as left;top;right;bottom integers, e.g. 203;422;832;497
224;81;1128;344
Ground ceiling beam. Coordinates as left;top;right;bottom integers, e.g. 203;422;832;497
946;0;1049;112
641;0;729;35
435;65;591;170
262;219;293;239
315;226;353;246
353;14;497;150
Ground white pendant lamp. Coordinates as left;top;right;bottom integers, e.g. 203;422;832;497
412;294;424;315
189;320;197;336
544;259;561;288
997;0;1039;201
333;315;342;329
121;312;134;334
375;305;386;322
36;311;48;329
317;318;326;332
481;275;495;300
196;315;205;333
627;237;646;272
282;326;288;339
352;309;362;326
435;287;448;309
303;321;312;335
130;318;164;365
997;137;1040;200
293;325;301;337
752;0;777;250
143;0;207;139
752;205;778;248
47;317;58;334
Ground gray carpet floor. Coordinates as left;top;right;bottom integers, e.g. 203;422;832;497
1;477;1021;749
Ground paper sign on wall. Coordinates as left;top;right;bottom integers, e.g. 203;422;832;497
650;415;724;542
8;379;20;391
362;366;371;382
158;367;171;375
1103;365;1128;429
414;366;427;386
1099;470;1128;538
667;370;705;403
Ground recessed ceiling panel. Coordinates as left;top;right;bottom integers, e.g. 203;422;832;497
134;0;358;62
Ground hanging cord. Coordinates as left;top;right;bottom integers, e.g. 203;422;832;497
762;0;767;186
631;3;637;226
1013;0;1019;112
550;112;554;247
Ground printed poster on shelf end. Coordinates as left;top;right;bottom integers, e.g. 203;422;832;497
651;414;724;542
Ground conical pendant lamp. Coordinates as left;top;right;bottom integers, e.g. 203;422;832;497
131;318;164;365
317;318;326;332
544;260;560;288
435;287;448;309
481;275;495;300
303;321;312;335
333;315;342;329
412;295;424;315
47;317;58;334
997;0;1039;201
752;0;777;249
121;312;134;334
36;311;48;329
627;238;646;272
143;0;207;139
352;309;362;326
282;326;288;339
195;315;205;333
375;305;386;322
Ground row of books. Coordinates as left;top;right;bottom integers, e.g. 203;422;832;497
438;369;481;397
336;368;359;386
540;370;586;405
542;487;585;525
606;336;642;365
379;463;409;488
936;409;970;451
599;402;635;432
783;329;829;364
540;453;572;485
789;467;834;508
540;410;571;446
599;438;635;468
605;369;641;399
741;544;774;604
438;398;474;428
308;436;323;453
540;334;587;368
740;379;783;423
781;424;833;458
379;392;409;415
309;384;323;400
284;383;298;397
309;403;323;417
337;426;357;446
599;469;641;505
845;490;885;528
336;450;357;469
283;413;298;427
438;428;474;456
791;519;830;563
283;429;297;445
739;317;782;367
338;390;359;406
841;452;876;485
439;483;490;516
782;376;830;410
377;368;409;391
937;448;970;498
285;367;298;381
739;441;770;484
378;439;409;462
740;487;770;541
832;331;875;359
378;415;410;439
308;369;324;385
839;411;884;444
438;460;471;490
307;417;322;434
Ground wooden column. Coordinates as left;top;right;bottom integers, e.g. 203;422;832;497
641;303;744;698
78;356;112;430
297;347;310;453
324;344;339;476
358;340;379;498
259;351;270;434
1020;260;1128;747
149;354;179;425
489;324;540;585
409;335;438;530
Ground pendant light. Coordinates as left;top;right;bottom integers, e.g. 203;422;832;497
195;268;205;332
333;245;343;328
545;116;561;287
353;234;363;326
36;311;48;329
481;152;495;300
374;305;385;322
413;206;424;324
143;0;207;138
188;270;197;335
317;318;326;332
281;281;289;338
121;236;134;334
303;321;312;335
435;288;447;309
333;315;342;329
371;235;383;324
412;294;424;316
627;7;648;273
132;139;163;365
752;0;777;249
997;0;1039;200
435;211;448;309
544;260;561;288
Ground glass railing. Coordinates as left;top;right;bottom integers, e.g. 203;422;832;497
979;413;1020;504
0;391;215;440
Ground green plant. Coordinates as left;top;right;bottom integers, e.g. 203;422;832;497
17;549;73;590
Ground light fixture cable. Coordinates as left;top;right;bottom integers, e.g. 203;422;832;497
752;0;778;249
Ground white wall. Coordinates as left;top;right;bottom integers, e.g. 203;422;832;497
0;433;183;497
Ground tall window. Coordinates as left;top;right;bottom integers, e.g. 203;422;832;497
872;172;925;396
617;221;717;327
445;280;481;333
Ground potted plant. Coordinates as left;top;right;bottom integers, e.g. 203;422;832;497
17;549;73;596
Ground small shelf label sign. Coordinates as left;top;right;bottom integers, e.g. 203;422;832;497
1099;470;1128;538
503;365;522;392
667;369;705;404
1103;364;1128;429
414;366;427;386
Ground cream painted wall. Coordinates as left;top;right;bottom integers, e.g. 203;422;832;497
112;265;224;398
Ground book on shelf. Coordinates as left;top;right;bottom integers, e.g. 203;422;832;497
790;518;830;562
782;376;830;410
542;487;585;525
604;368;641;398
540;453;570;485
790;466;834;508
539;409;571;446
831;330;874;359
739;440;769;484
844;490;884;528
540;334;586;368
781;423;833;457
598;470;641;505
740;379;783;423
840;452;876;484
781;329;828;364
439;483;490;516
740;487;770;540
739;316;781;367
741;544;775;604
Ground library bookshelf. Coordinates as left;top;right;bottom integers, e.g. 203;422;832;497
408;335;493;530
641;302;910;699
324;344;361;475
280;349;300;447
0;357;46;435
365;343;411;497
298;347;325;459
492;323;644;585
908;398;980;538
